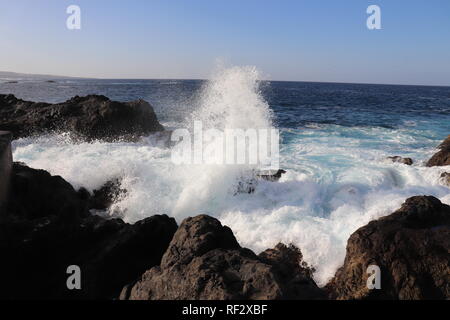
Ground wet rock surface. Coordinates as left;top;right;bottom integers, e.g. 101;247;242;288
0;163;177;299
440;172;450;186
326;196;450;300
235;169;287;194
427;135;450;167
387;156;413;165
0;94;164;141
82;178;127;210
120;215;325;300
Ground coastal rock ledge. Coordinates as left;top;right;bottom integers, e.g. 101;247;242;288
0;94;164;141
0;163;177;299
427;135;450;167
326;196;450;300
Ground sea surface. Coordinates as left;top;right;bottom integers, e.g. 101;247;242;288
2;67;450;285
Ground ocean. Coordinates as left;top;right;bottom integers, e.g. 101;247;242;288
2;66;450;285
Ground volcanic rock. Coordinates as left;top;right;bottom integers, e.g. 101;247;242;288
120;215;325;300
0;163;177;299
440;172;450;186
326;196;450;300
427;135;450;167
83;178;127;210
0;94;164;141
387;156;413;165
257;169;287;181
235;169;287;194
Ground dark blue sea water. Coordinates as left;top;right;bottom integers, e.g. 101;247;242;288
2;78;450;142
2;70;450;285
2;78;450;131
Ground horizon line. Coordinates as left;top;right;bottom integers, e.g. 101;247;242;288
1;70;449;88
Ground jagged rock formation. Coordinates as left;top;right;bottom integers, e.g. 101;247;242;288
79;178;127;210
0;94;164;141
0;163;177;299
235;169;287;194
326;196;450;300
387;156;413;165
440;172;450;186
427;135;450;167
120;215;325;300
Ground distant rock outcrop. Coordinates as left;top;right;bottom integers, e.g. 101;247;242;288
440;172;450;186
120;215;325;300
235;169;287;194
326;196;450;300
257;169;287;181
387;156;413;165
0;163;177;299
0;94;164;141
427;135;450;167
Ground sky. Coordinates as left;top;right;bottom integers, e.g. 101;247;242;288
0;0;449;85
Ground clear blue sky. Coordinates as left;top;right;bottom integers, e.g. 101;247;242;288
1;0;449;85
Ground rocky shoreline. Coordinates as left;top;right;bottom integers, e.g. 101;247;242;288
0;95;449;300
0;94;164;141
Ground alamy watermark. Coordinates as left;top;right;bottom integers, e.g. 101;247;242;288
170;121;280;170
65;5;381;31
367;5;381;30
366;264;381;289
66;5;81;30
66;265;81;290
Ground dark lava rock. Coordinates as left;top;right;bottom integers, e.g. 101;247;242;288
8;162;88;220
427;135;450;167
440;172;450;186
0;163;177;299
387;156;413;165
258;243;326;299
257;169;287;181
119;215;325;300
85;178;127;210
0;94;164;141
326;196;450;300
235;169;287;194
